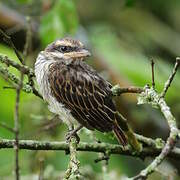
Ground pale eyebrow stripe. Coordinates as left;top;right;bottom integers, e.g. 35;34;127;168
55;41;73;47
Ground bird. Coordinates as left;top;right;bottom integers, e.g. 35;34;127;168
35;37;140;148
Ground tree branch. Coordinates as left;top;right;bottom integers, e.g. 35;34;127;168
0;54;34;76
0;139;180;159
111;84;144;96
133;58;180;179
160;58;180;98
64;136;81;179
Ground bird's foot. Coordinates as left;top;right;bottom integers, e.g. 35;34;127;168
66;130;80;144
65;125;83;143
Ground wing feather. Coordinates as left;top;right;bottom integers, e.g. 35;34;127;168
48;61;117;132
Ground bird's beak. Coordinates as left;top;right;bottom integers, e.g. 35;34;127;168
63;48;91;60
76;49;91;58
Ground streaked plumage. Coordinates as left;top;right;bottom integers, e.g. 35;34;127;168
35;38;128;146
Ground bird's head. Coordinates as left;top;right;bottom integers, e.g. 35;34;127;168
44;37;91;60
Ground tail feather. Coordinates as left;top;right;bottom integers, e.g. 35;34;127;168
115;112;142;152
113;124;127;146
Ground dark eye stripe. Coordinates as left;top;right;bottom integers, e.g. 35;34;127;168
55;46;79;53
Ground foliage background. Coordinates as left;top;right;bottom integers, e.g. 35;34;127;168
0;0;180;179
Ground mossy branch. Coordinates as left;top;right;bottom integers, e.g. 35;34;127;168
0;138;180;159
132;58;180;180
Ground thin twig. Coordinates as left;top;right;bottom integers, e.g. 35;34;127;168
94;153;109;163
0;122;15;133
160;58;180;98
23;17;32;58
38;158;44;180
151;59;155;89
14;82;21;180
23;17;35;90
14;63;24;180
3;86;16;90
13;29;28;179
0;29;24;64
111;85;144;96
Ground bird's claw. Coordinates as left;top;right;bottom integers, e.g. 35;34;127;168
66;130;80;144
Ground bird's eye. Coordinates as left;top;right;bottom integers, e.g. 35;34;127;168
59;46;69;53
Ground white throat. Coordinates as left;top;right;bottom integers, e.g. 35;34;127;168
34;52;75;126
35;52;55;100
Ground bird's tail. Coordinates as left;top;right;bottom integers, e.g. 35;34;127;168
113;122;128;147
114;112;142;152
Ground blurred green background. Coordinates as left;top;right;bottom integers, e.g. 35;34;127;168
0;0;180;179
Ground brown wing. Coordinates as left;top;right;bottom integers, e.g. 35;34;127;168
48;60;116;131
48;60;127;145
